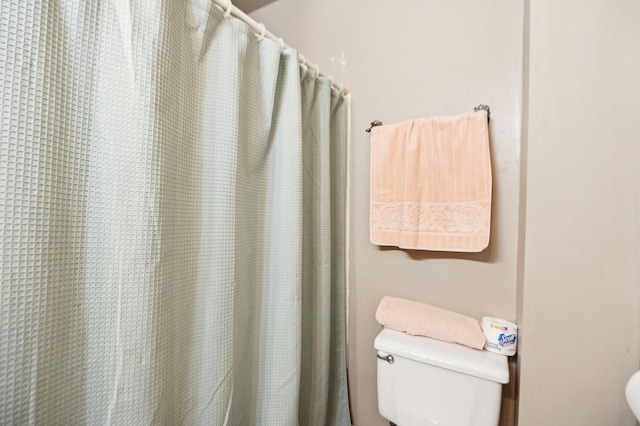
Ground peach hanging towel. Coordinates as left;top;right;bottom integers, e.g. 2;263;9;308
370;109;491;252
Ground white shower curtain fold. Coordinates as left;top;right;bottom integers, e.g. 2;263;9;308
0;1;350;425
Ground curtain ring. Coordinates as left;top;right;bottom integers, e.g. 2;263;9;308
298;53;306;66
224;0;233;18
255;23;266;41
277;37;285;50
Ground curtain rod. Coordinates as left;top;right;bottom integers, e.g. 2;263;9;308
209;0;347;95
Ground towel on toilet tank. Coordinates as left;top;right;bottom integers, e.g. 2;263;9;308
375;296;486;350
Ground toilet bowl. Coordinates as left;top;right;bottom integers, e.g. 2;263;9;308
627;371;640;422
375;328;509;426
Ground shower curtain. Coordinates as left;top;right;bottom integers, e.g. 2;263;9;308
0;1;350;425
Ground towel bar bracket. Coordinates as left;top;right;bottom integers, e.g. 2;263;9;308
474;104;490;122
366;120;383;133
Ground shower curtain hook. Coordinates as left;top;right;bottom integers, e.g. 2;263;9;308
255;23;266;41
298;53;306;68
277;37;285;50
224;0;233;18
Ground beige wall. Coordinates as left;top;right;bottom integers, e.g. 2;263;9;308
252;0;640;423
234;0;277;13
251;1;524;425
517;1;640;425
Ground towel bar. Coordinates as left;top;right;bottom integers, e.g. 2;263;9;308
366;105;490;133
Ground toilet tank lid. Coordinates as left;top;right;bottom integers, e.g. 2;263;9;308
374;328;509;384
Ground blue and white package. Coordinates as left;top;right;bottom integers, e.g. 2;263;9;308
481;317;518;356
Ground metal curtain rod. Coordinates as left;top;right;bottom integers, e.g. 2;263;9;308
365;105;490;133
209;0;348;95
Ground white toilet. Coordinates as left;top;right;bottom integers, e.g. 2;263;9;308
626;371;640;421
375;328;510;426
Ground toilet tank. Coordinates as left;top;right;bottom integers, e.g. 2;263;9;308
375;328;509;426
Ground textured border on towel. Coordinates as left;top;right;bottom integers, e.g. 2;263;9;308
371;200;491;234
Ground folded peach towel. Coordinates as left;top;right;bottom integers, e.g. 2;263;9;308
375;296;486;350
370;109;491;252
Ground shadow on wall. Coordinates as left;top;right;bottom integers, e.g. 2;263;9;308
499;358;518;426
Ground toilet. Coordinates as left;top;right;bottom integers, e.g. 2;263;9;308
375;328;510;426
627;371;640;421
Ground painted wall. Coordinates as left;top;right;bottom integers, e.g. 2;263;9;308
234;0;276;13
251;1;524;425
517;1;640;425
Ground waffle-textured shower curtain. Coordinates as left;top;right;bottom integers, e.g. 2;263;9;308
0;1;350;424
